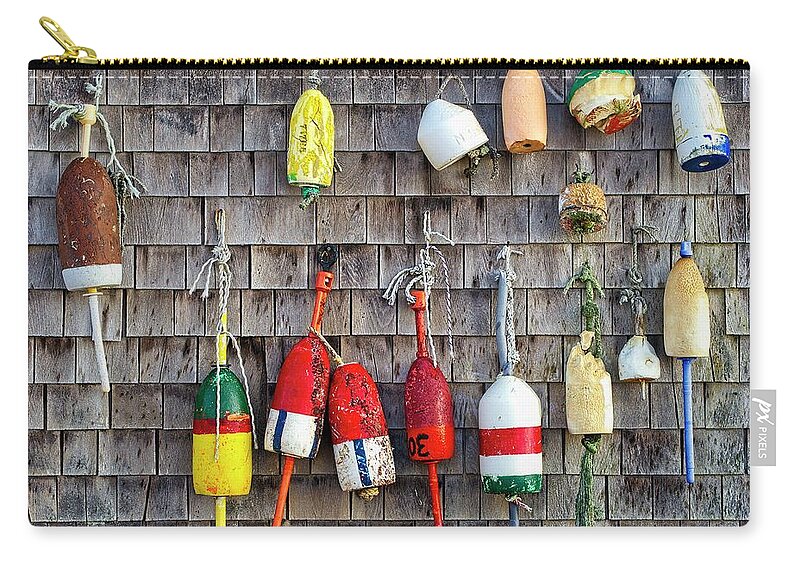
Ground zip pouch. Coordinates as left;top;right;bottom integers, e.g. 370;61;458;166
28;17;750;528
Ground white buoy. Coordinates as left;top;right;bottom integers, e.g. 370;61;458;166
672;70;731;172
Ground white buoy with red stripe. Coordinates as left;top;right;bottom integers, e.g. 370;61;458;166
479;246;542;526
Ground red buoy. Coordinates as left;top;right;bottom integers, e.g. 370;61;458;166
267;245;337;526
328;360;395;495
404;290;454;525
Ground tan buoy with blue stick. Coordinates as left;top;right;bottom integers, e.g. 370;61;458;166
664;241;710;484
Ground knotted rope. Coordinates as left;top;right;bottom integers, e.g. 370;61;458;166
619;225;658;336
382;211;454;368
564;263;605;527
495;245;523;376
189;209;258;460
575;434;602;527
563;261;605;360
49;74;145;245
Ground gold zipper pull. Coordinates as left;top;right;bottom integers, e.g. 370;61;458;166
39;16;98;64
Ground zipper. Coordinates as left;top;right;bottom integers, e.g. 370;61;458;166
33;16;749;69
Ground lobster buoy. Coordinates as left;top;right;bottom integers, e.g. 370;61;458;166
267;245;337;525
189;209;256;526
664;241;710;485
563;262;612;526
479;377;542;494
567;69;641;134
501;69;547;152
322;338;395;496
193;365;253;500
418;98;488;171
56;104;120;393
566;331;614;435
479;246;542;526
405;290;454;526
287;71;336;209
672;70;731;172
664;242;710;359
417;75;499;179
618;335;661;383
559;164;608;235
618;226;662;392
405;290;456;465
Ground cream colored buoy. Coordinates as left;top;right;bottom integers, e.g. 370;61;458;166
664;243;710;358
664;241;709;484
501;70;547;153
566;331;614;435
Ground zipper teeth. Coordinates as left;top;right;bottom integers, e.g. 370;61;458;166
32;57;749;68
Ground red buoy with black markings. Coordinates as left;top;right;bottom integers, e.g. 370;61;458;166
404;290;454;526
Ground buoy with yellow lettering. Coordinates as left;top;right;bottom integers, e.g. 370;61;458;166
567;70;641;134
50;75;144;393
672;70;731;172
267;245;338;526
383;211;456;526
502;70;548;152
664;241;710;484
479;246;542;526
189;209;256;526
564;262;613;526
287;70;338;209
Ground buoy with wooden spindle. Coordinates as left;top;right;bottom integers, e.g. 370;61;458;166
54;98;118;393
567;69;641;134
287;70;337;209
618;226;661;398
479;246;542;526
50;75;144;393
664;241;710;484
405;290;454;527
563;262;613;526
382;211;456;526
418;75;500;179
672;70;731;172
190;209;256;527
310;329;395;498
501;70;548;153
266;245;338;526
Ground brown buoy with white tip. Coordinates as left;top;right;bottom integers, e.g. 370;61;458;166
55;102;120;392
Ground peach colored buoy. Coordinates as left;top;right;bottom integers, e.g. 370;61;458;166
502;70;547;153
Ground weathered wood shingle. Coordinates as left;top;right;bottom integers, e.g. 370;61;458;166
28;64;749;527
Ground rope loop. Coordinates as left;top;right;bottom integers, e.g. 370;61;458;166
436;74;472;107
564;261;605;359
619;225;659;336
189;209;257;459
382;211;455;367
495;245;523;374
48;74;145;244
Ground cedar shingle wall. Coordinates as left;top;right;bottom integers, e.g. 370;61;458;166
28;67;750;526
